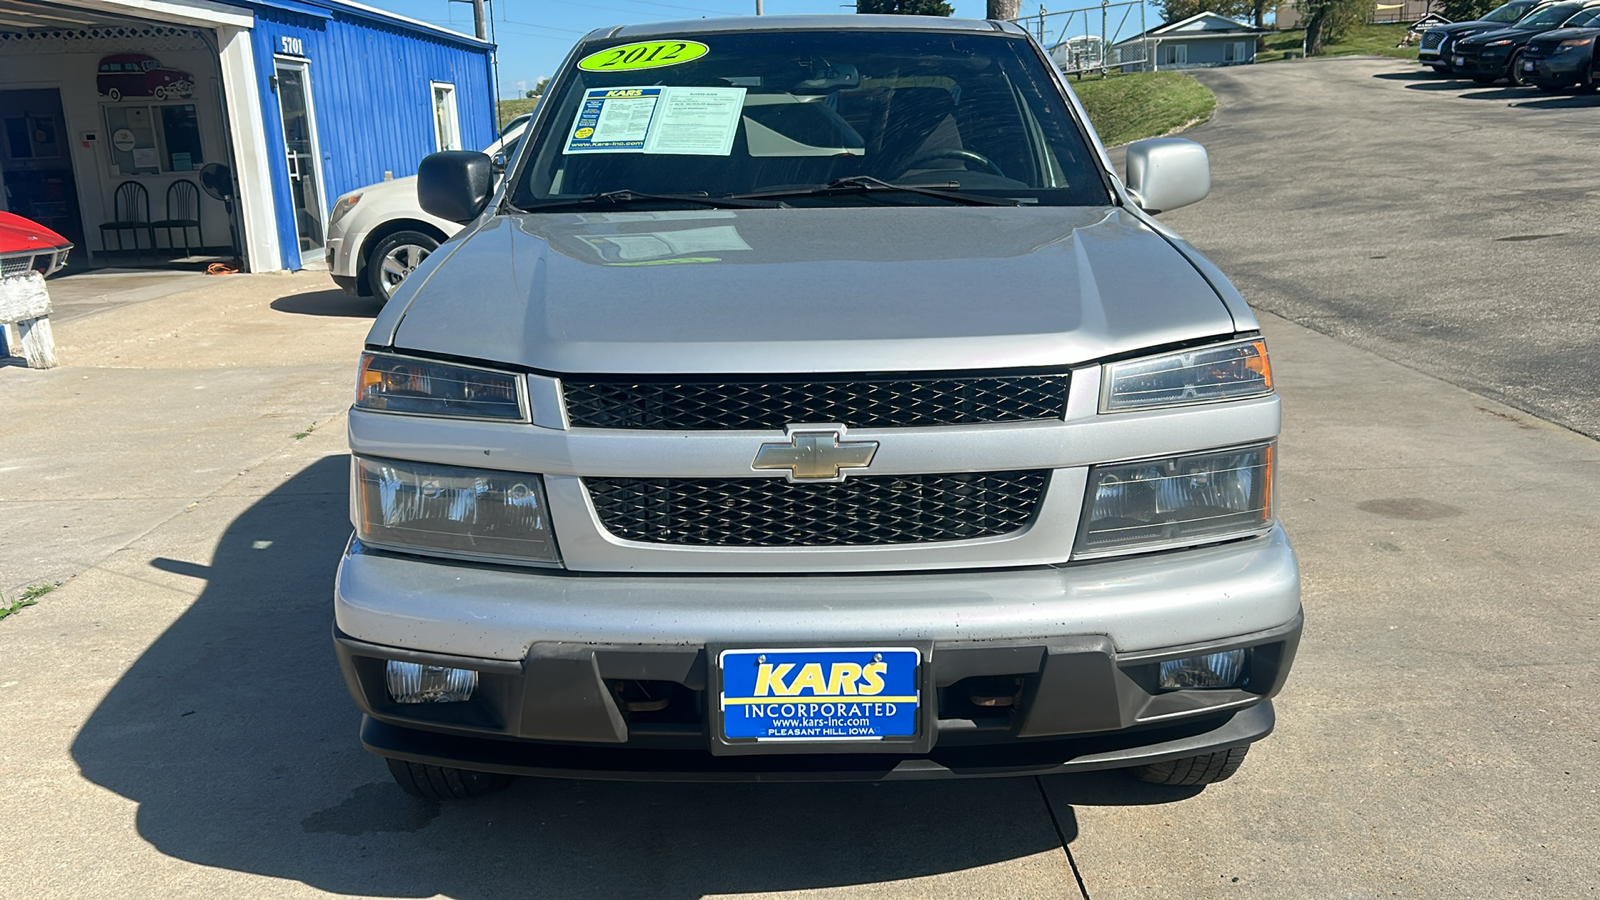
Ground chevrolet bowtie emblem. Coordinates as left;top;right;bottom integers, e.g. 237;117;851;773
752;425;878;482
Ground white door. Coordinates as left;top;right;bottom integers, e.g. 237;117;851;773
274;59;326;253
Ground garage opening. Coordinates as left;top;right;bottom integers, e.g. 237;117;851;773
0;8;245;274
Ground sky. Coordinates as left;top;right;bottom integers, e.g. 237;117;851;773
361;0;1162;99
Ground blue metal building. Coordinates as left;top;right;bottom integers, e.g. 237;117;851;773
243;0;496;270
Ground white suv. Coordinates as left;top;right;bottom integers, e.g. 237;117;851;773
324;119;528;302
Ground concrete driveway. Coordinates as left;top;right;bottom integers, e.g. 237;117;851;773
1;57;1596;899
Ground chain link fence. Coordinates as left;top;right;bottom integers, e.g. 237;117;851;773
1012;1;1152;75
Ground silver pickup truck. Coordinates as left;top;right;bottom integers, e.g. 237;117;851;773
334;14;1301;800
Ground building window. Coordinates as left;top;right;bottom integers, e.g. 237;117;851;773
432;82;460;151
1163;44;1188;66
1225;41;1251;62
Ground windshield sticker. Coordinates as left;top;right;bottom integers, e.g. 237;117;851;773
643;87;745;156
578;40;708;72
566;87;661;153
564;86;747;157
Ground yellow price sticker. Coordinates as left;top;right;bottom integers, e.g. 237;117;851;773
578;40;709;72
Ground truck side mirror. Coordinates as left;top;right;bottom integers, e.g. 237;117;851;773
1124;138;1211;215
417;151;493;224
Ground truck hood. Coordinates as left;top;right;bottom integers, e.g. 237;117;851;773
378;205;1238;374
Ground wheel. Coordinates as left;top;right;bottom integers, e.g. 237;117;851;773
385;757;512;800
1429;65;1453;76
1507;52;1529;87
107;87;121;101
1130;746;1250;786
901;147;1006;179
153;84;168;100
367;230;440;302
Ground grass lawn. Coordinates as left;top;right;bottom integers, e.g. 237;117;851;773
1071;71;1217;147
497;97;539;130
1258;22;1419;63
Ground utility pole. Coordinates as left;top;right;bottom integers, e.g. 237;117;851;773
448;0;488;41
756;0;763;13
987;0;1021;20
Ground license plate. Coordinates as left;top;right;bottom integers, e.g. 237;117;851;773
1454;55;1465;66
1523;60;1535;71
718;647;920;741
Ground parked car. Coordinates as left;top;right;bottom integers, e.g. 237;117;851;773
324;121;527;302
1518;7;1600;89
0;211;72;278
96;53;195;101
334;15;1302;800
1452;0;1600;83
1419;0;1548;74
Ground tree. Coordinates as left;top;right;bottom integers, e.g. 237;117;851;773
986;0;1021;18
524;77;549;100
857;0;954;14
1440;0;1497;19
1154;0;1251;22
1297;0;1373;54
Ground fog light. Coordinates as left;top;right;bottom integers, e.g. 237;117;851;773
385;660;476;703
1158;649;1246;690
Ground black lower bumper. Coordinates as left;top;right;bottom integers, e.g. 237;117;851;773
360;702;1276;782
335;616;1300;781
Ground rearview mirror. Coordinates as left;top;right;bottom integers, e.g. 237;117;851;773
417;151;493;224
1124;138;1211;215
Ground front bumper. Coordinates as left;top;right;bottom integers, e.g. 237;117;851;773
1521;51;1586;84
1452;50;1512;76
333;527;1302;779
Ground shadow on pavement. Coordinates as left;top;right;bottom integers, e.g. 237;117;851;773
71;456;1153;897
1455;86;1551;101
1507;93;1600;108
1372;70;1444;81
1402;80;1485;91
271;288;383;318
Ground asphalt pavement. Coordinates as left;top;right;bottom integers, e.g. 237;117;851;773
1162;57;1600;440
0;56;1596;900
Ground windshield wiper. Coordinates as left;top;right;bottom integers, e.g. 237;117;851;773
733;175;1021;207
515;189;787;212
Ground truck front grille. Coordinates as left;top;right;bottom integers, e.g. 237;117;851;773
586;471;1050;546
562;373;1069;430
1421;32;1444;50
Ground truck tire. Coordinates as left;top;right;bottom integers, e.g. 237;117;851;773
385;758;513;800
1130;746;1249;786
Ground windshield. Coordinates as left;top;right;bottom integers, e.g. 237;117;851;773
1518;3;1580;26
1484;1;1538;22
1566;8;1600;24
510;30;1109;209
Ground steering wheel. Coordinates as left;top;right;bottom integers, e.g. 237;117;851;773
901;147;1005;179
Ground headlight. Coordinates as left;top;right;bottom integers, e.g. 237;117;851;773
1101;338;1272;412
1485;39;1513;47
1560;37;1593;48
328;193;361;229
354;456;561;565
1074;443;1274;558
356;352;526;421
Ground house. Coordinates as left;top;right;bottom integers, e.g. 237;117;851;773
1277;0;1440;27
1111;12;1266;72
0;0;495;273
